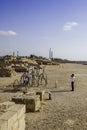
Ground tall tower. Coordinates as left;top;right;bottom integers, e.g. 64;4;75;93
51;50;53;59
49;48;51;59
49;48;53;59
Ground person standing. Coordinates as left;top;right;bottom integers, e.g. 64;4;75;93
24;71;30;86
71;74;75;91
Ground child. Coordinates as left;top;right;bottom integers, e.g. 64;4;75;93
71;74;75;91
24;71;30;86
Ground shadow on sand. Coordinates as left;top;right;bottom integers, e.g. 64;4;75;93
50;90;72;93
2;88;20;93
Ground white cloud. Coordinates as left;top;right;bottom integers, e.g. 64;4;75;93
0;30;17;36
63;22;79;31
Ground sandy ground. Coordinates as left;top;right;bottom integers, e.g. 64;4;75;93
0;63;87;130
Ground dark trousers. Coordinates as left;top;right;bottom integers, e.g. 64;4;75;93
71;82;74;91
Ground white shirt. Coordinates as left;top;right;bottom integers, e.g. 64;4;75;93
71;76;75;82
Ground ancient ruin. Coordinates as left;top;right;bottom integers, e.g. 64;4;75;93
0;101;25;130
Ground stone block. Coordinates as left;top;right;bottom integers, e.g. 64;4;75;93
0;120;7;130
0;111;17;130
0;102;25;130
0;101;15;112
8;104;25;119
18;116;25;129
12;96;24;104
0;101;15;107
12;121;19;130
18;128;25;130
36;90;45;101
12;95;41;112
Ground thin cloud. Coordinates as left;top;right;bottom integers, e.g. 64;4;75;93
63;22;79;31
0;30;17;36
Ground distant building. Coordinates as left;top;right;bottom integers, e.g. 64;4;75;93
13;52;15;56
49;48;53;60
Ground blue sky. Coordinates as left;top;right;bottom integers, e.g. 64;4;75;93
0;0;87;60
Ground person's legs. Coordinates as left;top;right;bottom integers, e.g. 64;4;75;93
71;82;74;91
24;80;25;85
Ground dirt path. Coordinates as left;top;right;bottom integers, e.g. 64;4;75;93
25;64;87;130
0;63;87;130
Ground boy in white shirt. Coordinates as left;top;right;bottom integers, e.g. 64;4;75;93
71;74;75;91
